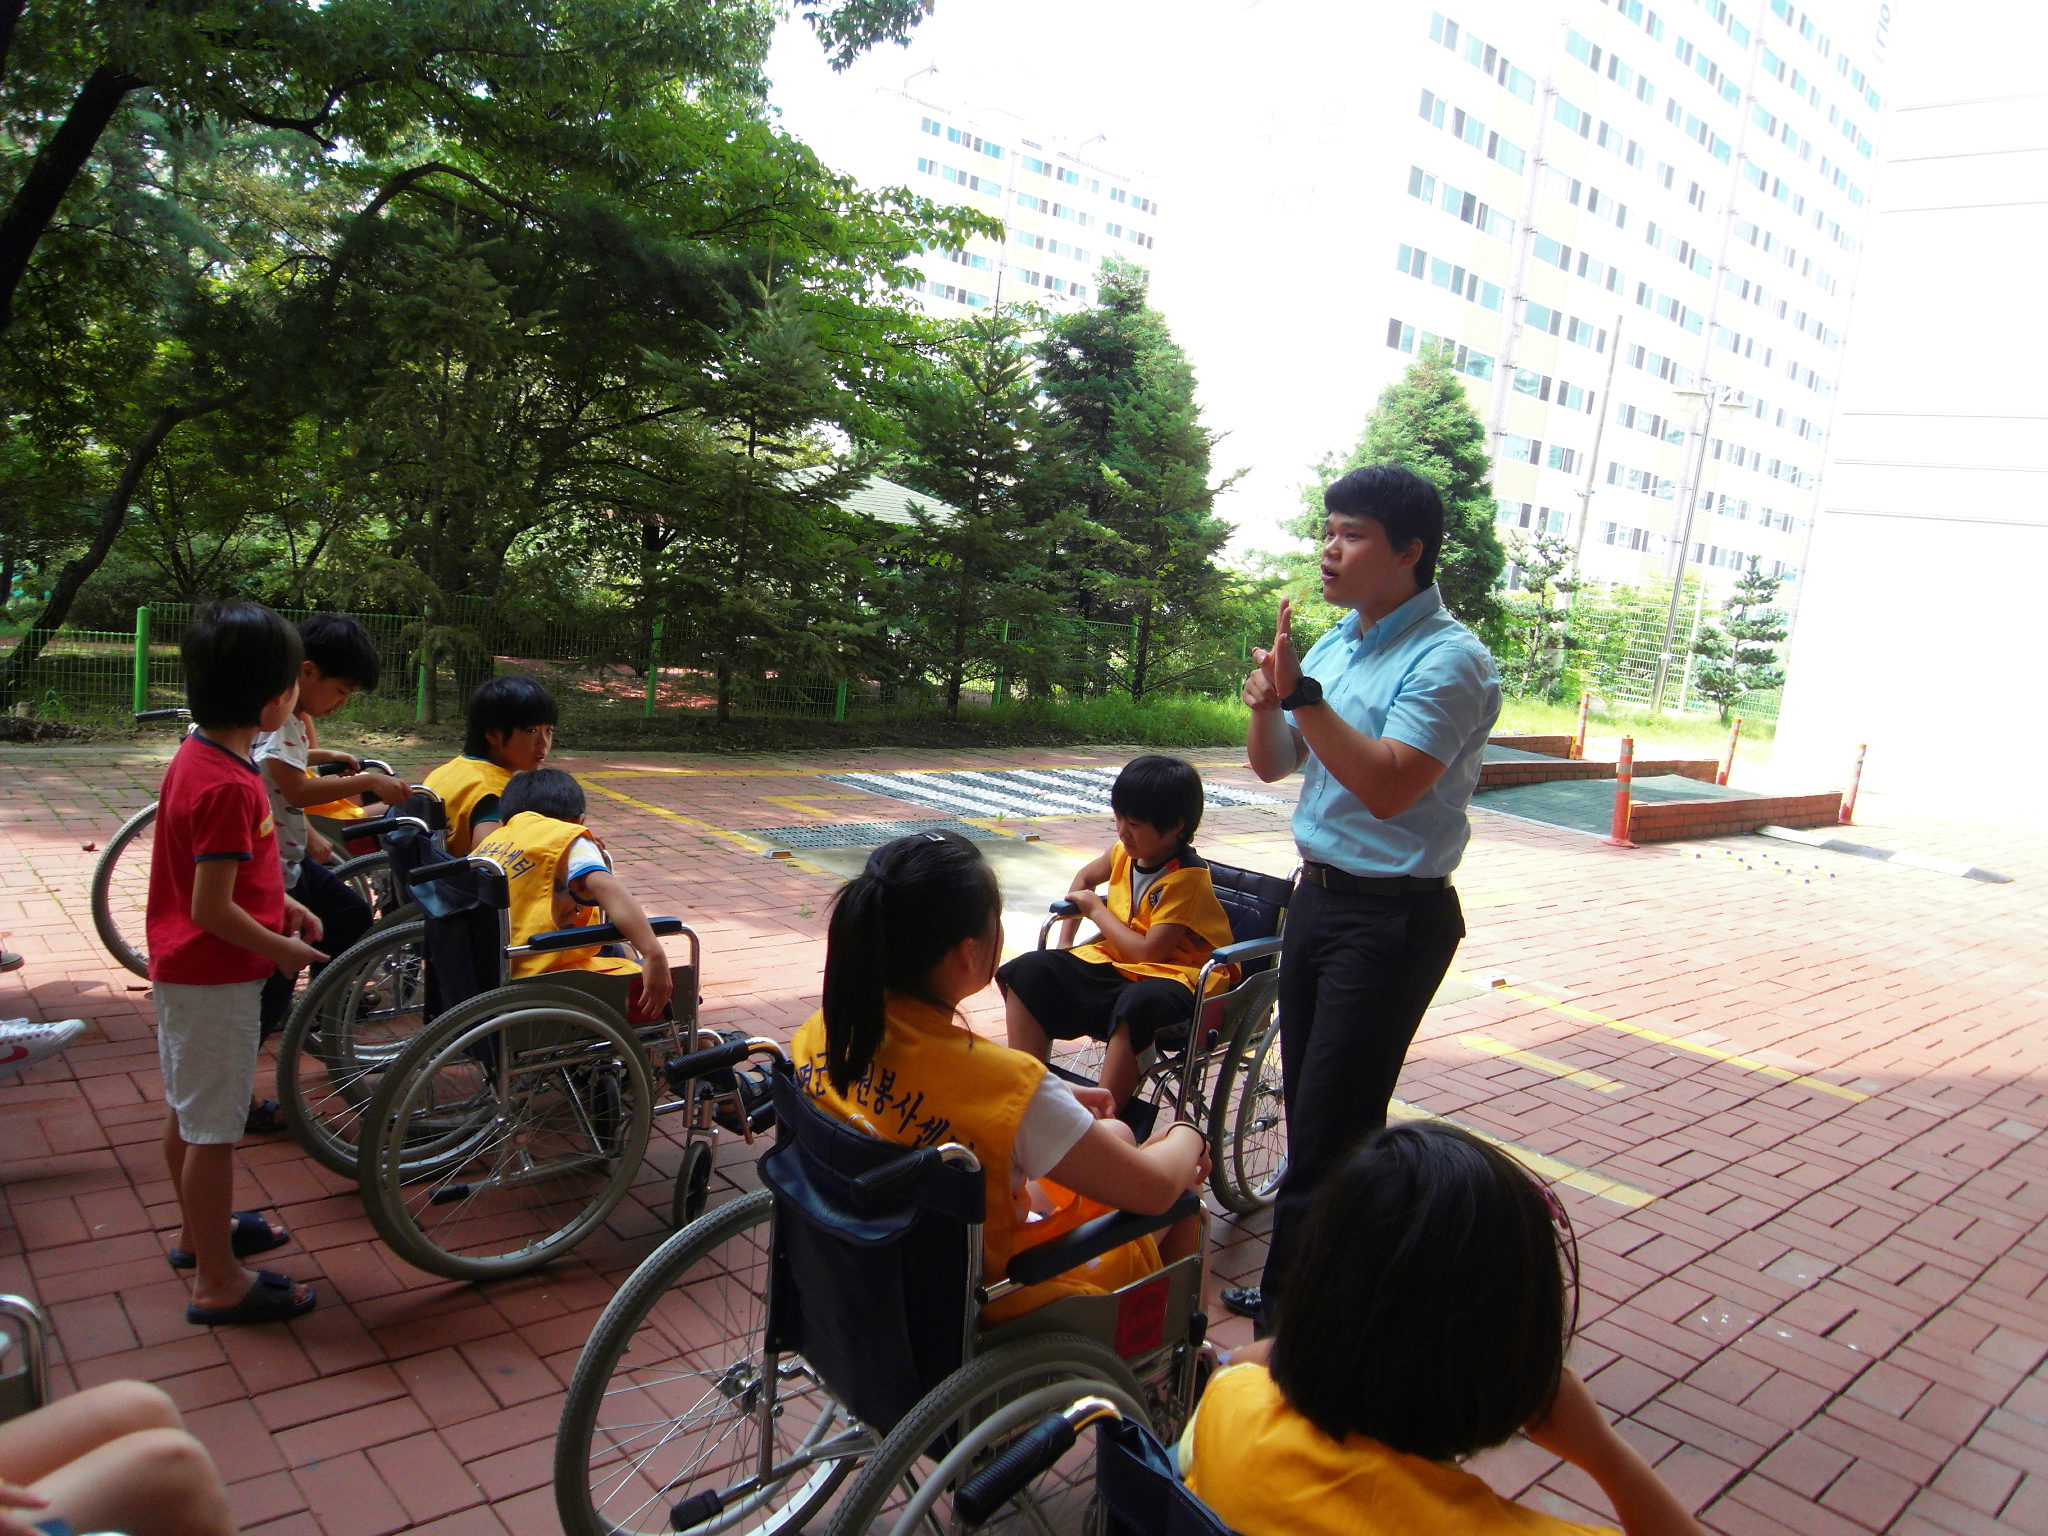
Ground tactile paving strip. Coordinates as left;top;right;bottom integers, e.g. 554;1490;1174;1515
737;817;1007;850
823;766;1284;821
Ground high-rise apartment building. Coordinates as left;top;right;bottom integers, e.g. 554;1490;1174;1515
1371;0;1887;601
795;83;1163;318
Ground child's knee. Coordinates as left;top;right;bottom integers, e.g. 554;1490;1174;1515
76;1379;183;1437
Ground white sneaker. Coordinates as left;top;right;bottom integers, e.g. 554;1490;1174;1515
0;1018;87;1079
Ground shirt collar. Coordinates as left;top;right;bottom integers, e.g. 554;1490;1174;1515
1345;584;1444;655
191;732;260;774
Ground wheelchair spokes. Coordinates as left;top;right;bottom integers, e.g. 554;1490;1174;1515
1213;1002;1286;1214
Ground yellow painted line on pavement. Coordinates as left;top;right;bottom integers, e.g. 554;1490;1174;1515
761;795;867;820
1457;1033;1624;1092
581;780;834;878
1389;1100;1654;1209
1460;973;1866;1102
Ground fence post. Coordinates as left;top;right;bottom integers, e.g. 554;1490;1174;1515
993;620;1010;708
415;660;427;725
130;605;150;715
1605;735;1636;847
643;619;663;720
1572;691;1591;760
1840;742;1866;825
1717;716;1742;786
832;680;848;723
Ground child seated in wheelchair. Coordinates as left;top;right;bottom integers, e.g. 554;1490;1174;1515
998;754;1236;1110
794;830;1209;1325
422;674;558;855
467;768;674;1023
1181;1122;1706;1536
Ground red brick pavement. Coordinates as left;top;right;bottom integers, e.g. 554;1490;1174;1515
2;741;2044;1535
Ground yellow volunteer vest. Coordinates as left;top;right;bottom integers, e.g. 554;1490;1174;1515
470;812;638;981
423;755;515;855
790;996;1159;1324
1071;844;1238;994
1186;1365;1617;1536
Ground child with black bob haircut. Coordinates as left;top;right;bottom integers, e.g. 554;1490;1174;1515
793;829;1208;1325
468;767;672;1021
422;673;559;855
1181;1122;1706;1536
148;601;323;1325
998;754;1236;1109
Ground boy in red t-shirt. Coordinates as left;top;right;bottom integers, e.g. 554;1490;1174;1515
148;602;325;1326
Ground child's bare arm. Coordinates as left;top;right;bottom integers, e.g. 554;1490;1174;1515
1047;1119;1209;1216
261;757;411;808
190;860;323;974
1525;1369;1707;1536
1066;892;1191;967
569;868;672;1017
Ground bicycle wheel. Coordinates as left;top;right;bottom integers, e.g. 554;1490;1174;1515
360;990;653;1280
276;921;428;1177
555;1191;863;1536
822;1333;1148;1536
1208;986;1285;1215
89;803;157;977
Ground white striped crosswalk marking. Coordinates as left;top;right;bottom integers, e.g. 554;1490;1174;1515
824;768;1283;822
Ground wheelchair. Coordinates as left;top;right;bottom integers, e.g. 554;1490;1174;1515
88;706;401;976
554;1061;1214;1536
351;848;779;1281
272;801;452;1176
0;1294;48;1423
1036;861;1292;1215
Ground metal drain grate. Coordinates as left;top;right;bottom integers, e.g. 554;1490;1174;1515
738;818;1007;850
823;767;1284;821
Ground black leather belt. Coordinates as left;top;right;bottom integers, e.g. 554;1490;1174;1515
1299;862;1452;895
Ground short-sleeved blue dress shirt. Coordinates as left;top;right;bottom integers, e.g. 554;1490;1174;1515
1286;584;1502;878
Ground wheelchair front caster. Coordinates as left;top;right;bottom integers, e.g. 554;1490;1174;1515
671;1139;714;1228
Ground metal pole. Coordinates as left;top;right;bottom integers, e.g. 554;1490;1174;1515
415;660;427;725
131;605;150;715
1606;735;1636;847
1649;391;1721;712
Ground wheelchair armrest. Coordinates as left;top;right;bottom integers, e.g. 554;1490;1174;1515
1211;935;1282;968
521;915;686;953
1002;1190;1201;1289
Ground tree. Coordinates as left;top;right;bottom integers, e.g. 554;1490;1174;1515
1691;559;1789;721
885;310;1065;716
1502;531;1581;699
1295;345;1507;642
1038;259;1238;699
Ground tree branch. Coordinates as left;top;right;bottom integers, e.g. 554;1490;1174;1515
0;66;143;333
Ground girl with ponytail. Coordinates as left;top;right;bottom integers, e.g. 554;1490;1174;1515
793;831;1208;1322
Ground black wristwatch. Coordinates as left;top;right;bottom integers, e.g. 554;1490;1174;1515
1279;675;1325;711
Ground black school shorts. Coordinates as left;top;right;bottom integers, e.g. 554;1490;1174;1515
995;948;1196;1053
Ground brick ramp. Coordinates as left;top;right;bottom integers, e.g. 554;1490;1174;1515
1478;772;1842;841
1482;745;1719;790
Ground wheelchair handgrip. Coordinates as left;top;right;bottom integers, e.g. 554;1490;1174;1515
953;1412;1078;1526
361;757;394;776
335;814;411;842
408;857;472;886
849;1148;939;1204
662;1037;757;1083
1211;934;1283;967
1003;1190;1201;1289
134;708;190;723
313;761;350;777
524;916;685;954
1046;898;1080;917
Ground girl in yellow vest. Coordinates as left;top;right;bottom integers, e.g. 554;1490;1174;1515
791;831;1209;1325
468;768;673;1023
1181;1123;1707;1536
421;675;557;855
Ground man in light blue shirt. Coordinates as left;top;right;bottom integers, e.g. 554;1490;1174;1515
1225;463;1501;1330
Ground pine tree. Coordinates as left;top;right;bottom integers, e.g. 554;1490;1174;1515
1295;344;1507;642
1691;559;1790;720
1503;532;1582;698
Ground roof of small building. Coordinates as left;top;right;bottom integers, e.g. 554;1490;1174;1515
787;465;958;527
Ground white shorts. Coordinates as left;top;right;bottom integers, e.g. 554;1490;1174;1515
154;979;265;1144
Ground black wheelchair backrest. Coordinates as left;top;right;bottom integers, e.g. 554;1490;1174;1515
1207;861;1293;973
1098;1416;1243;1536
759;1063;984;1438
409;854;511;1018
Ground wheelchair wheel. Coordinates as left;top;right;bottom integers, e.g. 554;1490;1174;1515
669;1139;714;1228
555;1190;862;1536
330;847;407;922
823;1333;1149;1536
89;803;156;977
276;920;427;1177
360;991;653;1280
1208;988;1286;1215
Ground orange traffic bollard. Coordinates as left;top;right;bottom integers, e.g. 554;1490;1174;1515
1840;742;1867;825
1717;716;1742;787
1606;735;1636;847
1572;691;1592;760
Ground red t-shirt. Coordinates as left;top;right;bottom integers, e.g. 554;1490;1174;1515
147;733;286;985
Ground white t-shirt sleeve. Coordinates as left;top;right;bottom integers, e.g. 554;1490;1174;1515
1012;1072;1097;1181
563;836;609;885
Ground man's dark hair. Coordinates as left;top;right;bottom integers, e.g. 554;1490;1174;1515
1269;1122;1576;1461
182;601;304;729
298;613;381;692
462;674;559;757
1109;754;1206;848
1323;463;1446;589
495;767;586;824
